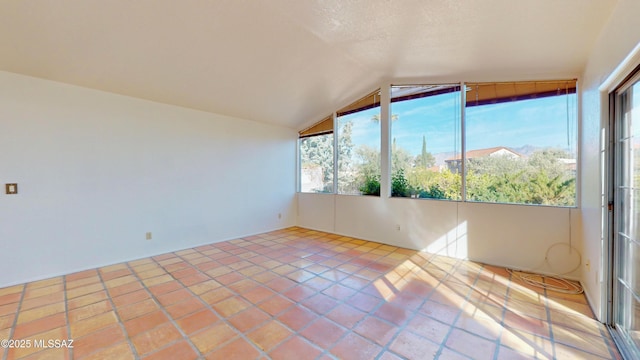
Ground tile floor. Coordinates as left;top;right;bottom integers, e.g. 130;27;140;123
0;227;621;360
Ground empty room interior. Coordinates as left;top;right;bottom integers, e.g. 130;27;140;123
2;0;640;359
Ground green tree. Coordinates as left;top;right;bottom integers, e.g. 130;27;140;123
414;135;435;169
300;134;334;192
337;121;357;193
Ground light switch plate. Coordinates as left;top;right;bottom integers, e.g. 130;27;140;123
6;183;17;194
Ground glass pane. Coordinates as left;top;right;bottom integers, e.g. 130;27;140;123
299;134;334;193
616;78;640;358
389;84;461;199
465;83;577;206
337;92;381;195
616;285;640;350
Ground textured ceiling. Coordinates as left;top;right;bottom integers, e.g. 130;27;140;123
0;0;617;129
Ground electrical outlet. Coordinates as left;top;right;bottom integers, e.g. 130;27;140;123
146;232;152;240
278;213;282;219
396;224;401;231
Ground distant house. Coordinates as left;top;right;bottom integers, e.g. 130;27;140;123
445;146;522;173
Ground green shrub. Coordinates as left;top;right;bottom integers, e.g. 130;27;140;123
359;175;380;196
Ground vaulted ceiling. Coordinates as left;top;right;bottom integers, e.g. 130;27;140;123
0;0;617;129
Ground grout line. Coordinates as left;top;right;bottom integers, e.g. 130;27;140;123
2;284;26;360
62;275;73;360
95;268;142;360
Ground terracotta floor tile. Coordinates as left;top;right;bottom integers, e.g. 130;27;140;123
171;267;198;279
446;328;497;359
20;347;69;360
20;292;65;311
270;336;322;360
65;269;98;283
282;284;316;303
228;307;271;332
6;326;67;359
190;322;238;354
24;284;64;300
112;289;151;308
554;342;611;360
0;228;621;360
327;304;367;329
66;275;101;290
79;341;136;360
227;278;259;294
16;302;65;324
69;300;113;323
258;295;294;316
303;276;334;292
0;314;15;330
142;274;174;287
73;324;126;358
301;318;346;349
390;330;440;360
330;332;382;360
212;296;251;317
131;323;182;356
0;291;22;306
405;313;450;344
238;265;267;277
68;290;108;310
142;340;199;360
349;292;382;313
552;325;613;359
175;309;219;335
374;302;412;326
180;273;211;286
137;268;168;280
496;345;545;360
302;293;339;315
242;286;277;304
117;299;159;321
189;280;222;295
502;310;549;338
67;283;105;299
277;305;318;331
354;316;398;346
165;297;205;319
104;275;138;289
148;281;183;296
205;337;260;360
12;312;66;339
124;310;171;337
70;311;118;338
320;269;350;282
107;281;144;298
264;277;297;293
157;288;193;307
200;287;235;305
420;300;460;325
247;320;292;352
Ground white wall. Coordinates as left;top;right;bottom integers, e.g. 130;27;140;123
580;0;640;321
299;193;579;279
0;71;297;288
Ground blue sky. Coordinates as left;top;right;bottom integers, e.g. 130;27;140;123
338;91;577;156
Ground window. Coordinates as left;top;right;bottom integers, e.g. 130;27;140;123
299;116;334;193
464;81;577;206
298;80;578;207
390;84;462;199
337;90;381;195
